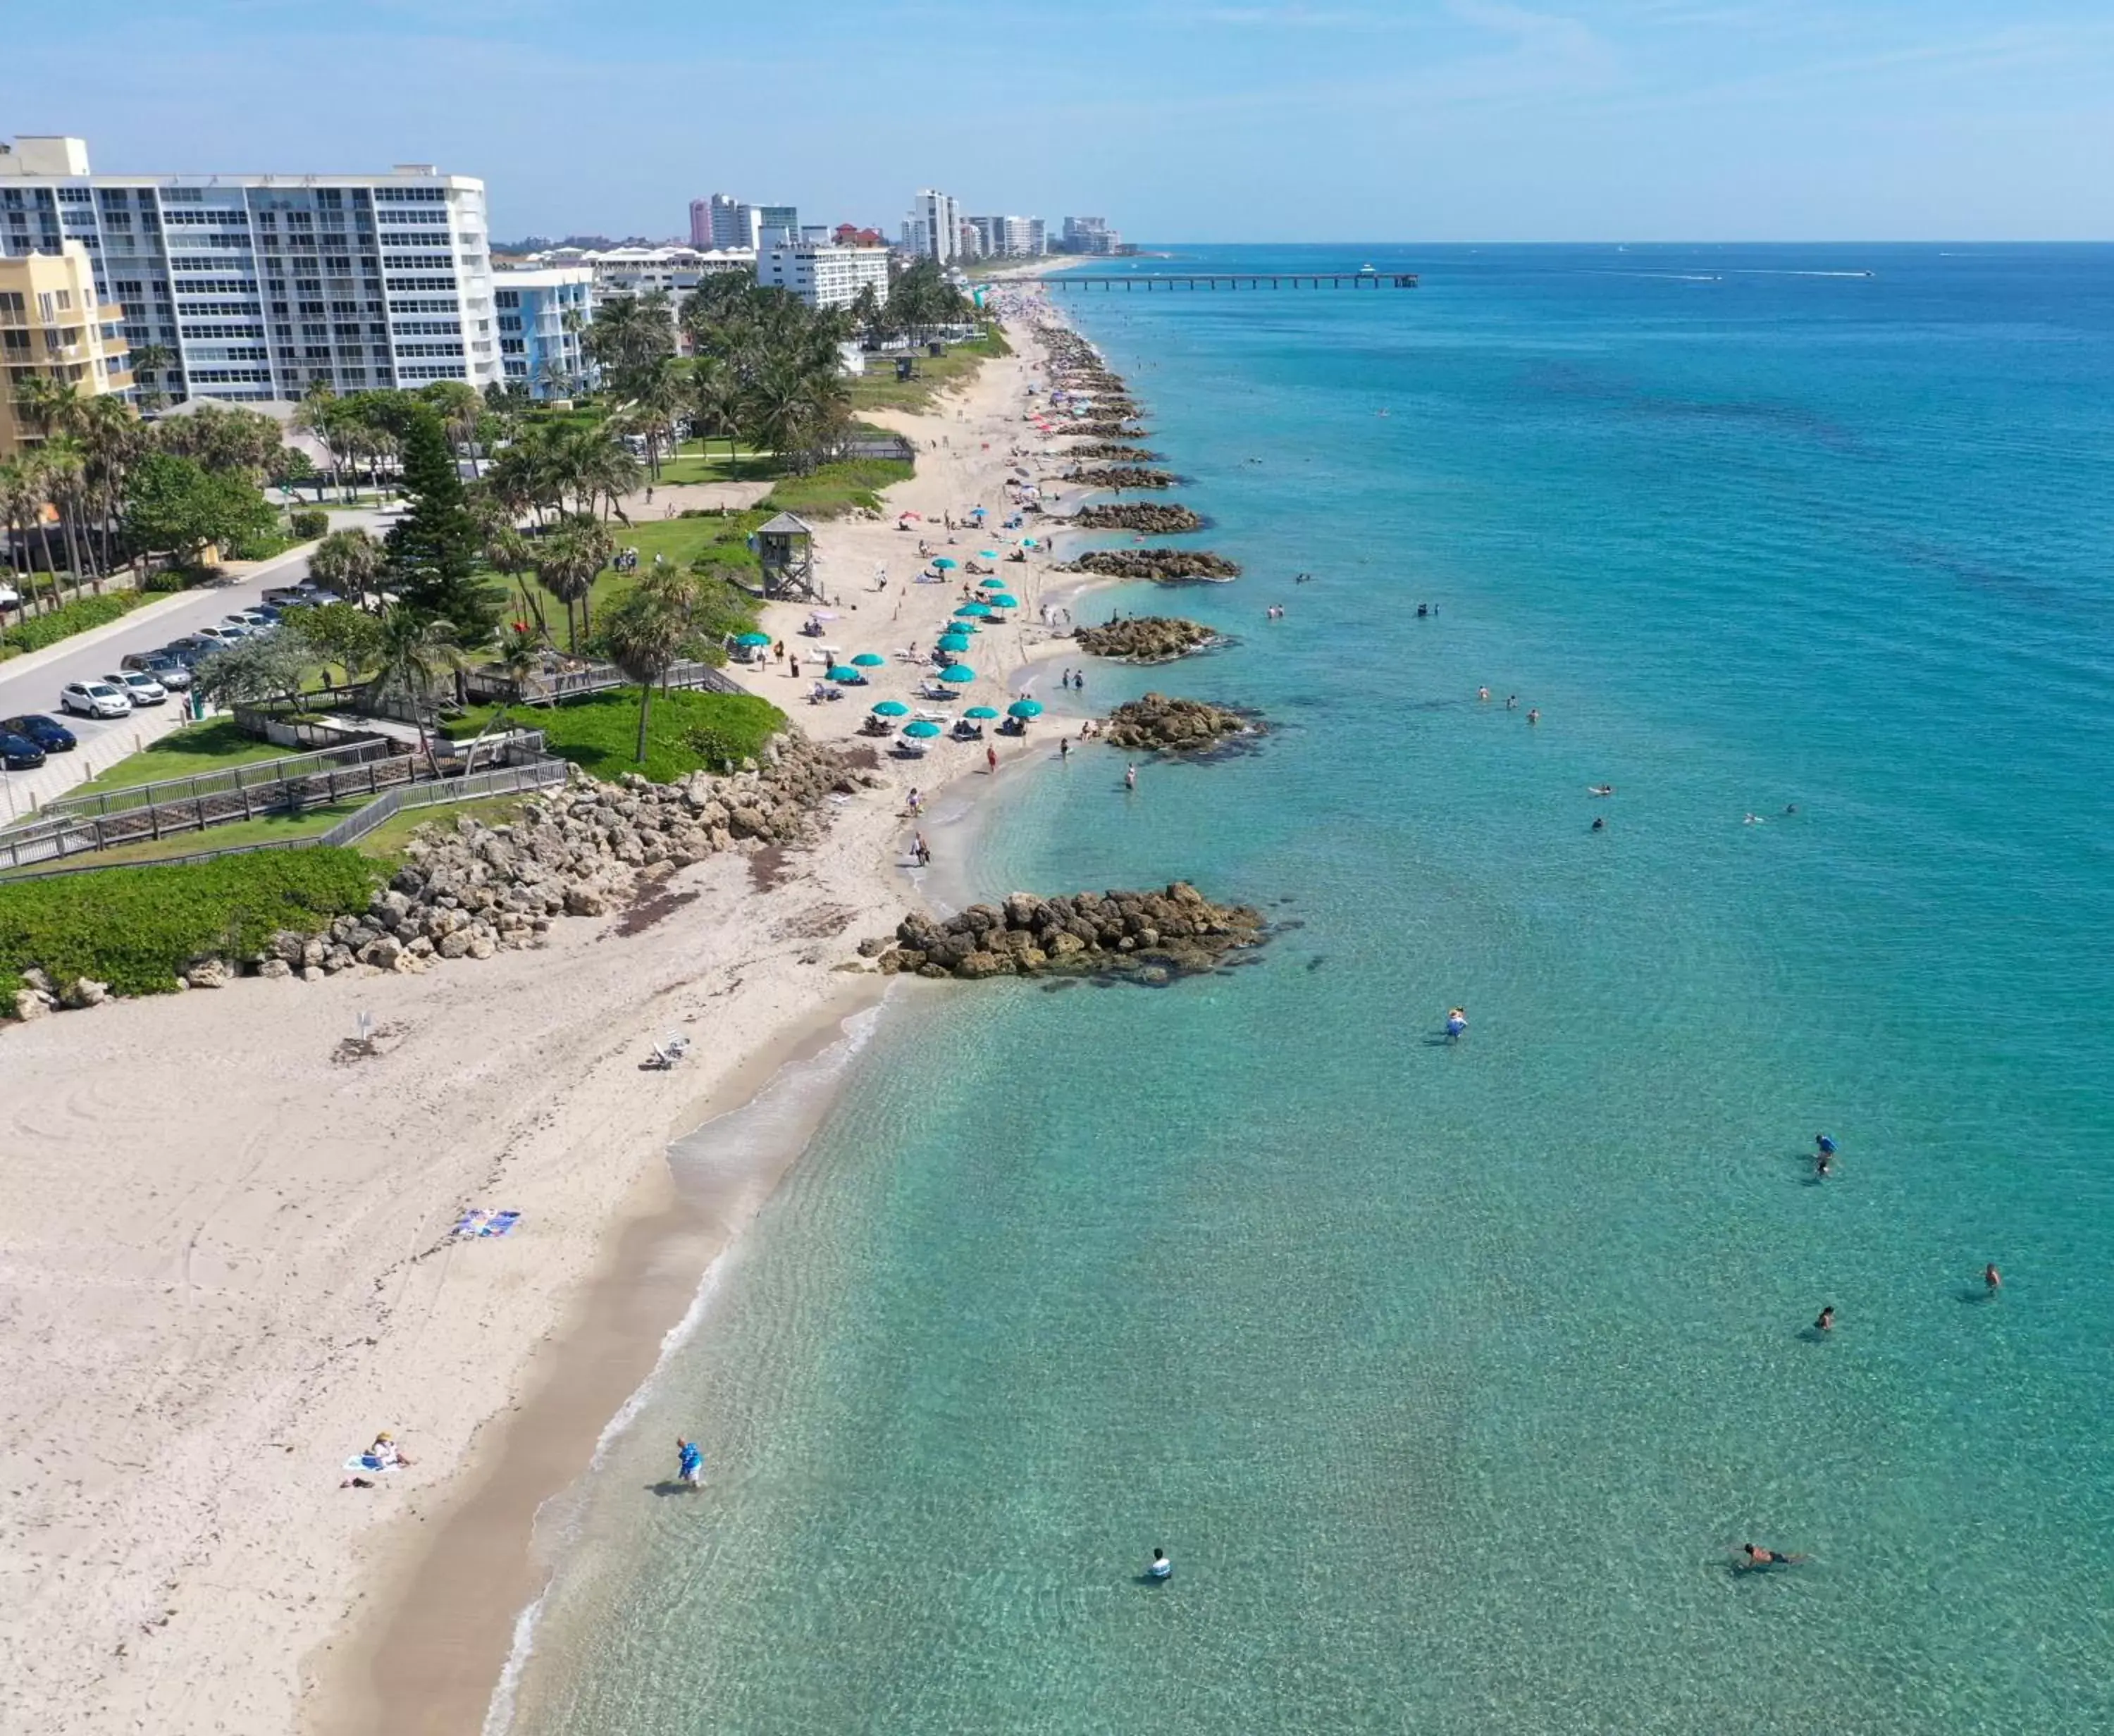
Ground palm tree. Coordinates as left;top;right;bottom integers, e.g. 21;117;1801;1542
13;375;85;444
494;619;546;705
0;458;43;607
35;438;94;589
367;604;464;774
531;517;613;651
422;380;487;478
308;526;385;610
129;342;177;412
78;395;143;576
688;352;745;474
595;565;703;764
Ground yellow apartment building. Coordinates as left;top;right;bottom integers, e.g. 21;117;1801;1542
0;240;131;457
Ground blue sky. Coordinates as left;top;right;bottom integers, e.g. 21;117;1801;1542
12;1;2112;240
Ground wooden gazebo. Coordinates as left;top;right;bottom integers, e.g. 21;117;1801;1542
754;511;822;602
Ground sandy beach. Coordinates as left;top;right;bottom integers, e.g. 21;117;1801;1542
1;275;1120;1735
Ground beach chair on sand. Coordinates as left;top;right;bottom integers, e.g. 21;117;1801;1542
642;1034;692;1071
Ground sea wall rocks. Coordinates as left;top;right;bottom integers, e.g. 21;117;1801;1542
1063;466;1177;490
1102;693;1260;752
1064;549;1242;583
866;883;1266;984
11;735;877;1016
1054;420;1150;440
1073;616;1224;662
1072;503;1204;533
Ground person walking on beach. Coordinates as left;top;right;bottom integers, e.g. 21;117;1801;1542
906;787;922;816
987;744;999;776
913;831;932;867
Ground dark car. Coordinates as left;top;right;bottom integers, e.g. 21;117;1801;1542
0;729;45;771
121;649;194;690
161;636;219;666
1;713;77;752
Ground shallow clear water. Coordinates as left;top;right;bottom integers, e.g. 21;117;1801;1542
508;245;2114;1734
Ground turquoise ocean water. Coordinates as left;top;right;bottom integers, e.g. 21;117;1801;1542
505;246;2114;1734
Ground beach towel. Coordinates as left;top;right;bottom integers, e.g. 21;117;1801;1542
451;1208;521;1239
344;1453;397;1474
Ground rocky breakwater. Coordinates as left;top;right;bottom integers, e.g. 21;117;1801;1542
1063;442;1164;463
1063;466;1177;490
866;883;1266;984
1065;549;1242;583
1055;420;1150;441
1102;692;1260;752
1073;503;1204;534
1073;616;1224;662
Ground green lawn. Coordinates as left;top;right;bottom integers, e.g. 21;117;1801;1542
69;719;292;796
440;688;786;783
849;328;1010;413
1;800;370;877
653;441;774;486
353;792;536;860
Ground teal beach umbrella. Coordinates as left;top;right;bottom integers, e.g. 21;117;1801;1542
1007;699;1044;719
902;719;942;738
954;602;992;618
872;699;910;717
937;633;972;654
940;665;976;683
734;631;770;647
932;557;957;570
827;665;861;682
852;652;886;666
964;705;1000;719
987;593;1020;609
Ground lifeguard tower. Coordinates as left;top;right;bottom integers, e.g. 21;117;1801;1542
753;511;823;602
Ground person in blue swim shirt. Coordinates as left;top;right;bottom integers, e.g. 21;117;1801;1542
676;1438;704;1487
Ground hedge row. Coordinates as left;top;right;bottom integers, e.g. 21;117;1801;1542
1;591;151;654
1;848;383;1002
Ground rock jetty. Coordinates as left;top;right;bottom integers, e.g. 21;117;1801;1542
1065;548;1242;583
1057;420;1149;440
1102;693;1260;752
865;883;1266;983
1062;442;1163;463
1063;466;1177;490
1073;616;1223;662
1073;503;1203;534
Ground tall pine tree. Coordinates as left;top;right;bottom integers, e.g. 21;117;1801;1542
385;404;501;640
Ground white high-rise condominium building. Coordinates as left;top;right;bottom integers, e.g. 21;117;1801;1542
0;134;498;404
968;215;1046;259
755;244;889;311
1060;216;1120;256
904;189;960;263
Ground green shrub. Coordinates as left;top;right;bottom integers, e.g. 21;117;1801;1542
0;849;383;1003
1;591;149;653
140;567;206;594
441;688;785;783
760;457;914;519
289;509;329;540
224;529;293;562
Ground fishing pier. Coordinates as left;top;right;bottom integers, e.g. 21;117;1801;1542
1034;272;1418;292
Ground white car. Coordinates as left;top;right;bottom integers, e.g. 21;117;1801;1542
104;669;169;706
192;624;247;647
59;680;132;719
0;581;20;611
223;609;276;631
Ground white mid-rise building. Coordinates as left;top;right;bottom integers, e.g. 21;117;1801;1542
0;134;498;403
755;244;890;311
492;266;593;399
968;214;1046;259
903;188;960;263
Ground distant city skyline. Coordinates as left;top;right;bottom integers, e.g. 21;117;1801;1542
11;0;2112;242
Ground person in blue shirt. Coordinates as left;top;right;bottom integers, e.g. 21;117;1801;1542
676;1438;704;1487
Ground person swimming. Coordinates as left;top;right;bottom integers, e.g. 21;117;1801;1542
1984;1263;2002;1293
1445;1007;1468;1040
1149;1547;1173;1580
1815;1306;1835;1333
1526;708;1540;725
1125;764;1137;790
1478;686;1490;702
1736;1543;1807;1571
676;1437;704;1487
1816;1134;1837;1158
1590;816;1606;832
1588;784;1614;796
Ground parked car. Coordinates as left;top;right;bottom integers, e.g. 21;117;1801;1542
192;624;247;647
0;581;20;612
58;680;132;719
245;603;286;624
0;728;45;770
1;714;77;752
121;649;194;689
161;636;220;664
261;583;326;608
223;609;278;633
105;669;169;706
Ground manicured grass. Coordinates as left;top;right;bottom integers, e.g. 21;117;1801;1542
0;848;382;1000
69;719;292;796
353;793;536;860
653;442;774;486
440;688;786;783
849;328;1010;413
0;800;371;877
